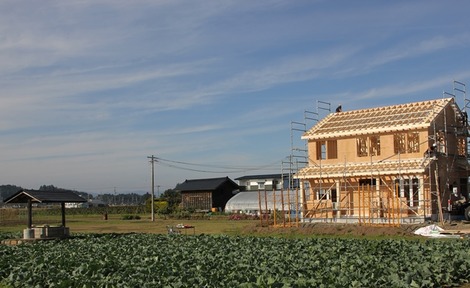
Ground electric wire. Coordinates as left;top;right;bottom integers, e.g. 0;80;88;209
155;156;287;174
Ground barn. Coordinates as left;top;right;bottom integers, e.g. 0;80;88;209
175;177;239;211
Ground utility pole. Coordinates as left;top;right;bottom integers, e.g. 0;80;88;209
147;155;157;222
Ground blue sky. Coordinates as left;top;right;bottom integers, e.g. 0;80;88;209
1;1;470;194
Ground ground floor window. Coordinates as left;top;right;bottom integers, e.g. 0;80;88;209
394;178;419;207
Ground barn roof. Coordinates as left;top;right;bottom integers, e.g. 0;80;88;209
302;98;455;140
175;177;239;192
4;190;87;204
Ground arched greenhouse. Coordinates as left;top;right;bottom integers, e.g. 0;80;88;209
225;190;301;215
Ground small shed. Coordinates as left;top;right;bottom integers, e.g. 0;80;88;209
175;177;239;211
4;189;87;239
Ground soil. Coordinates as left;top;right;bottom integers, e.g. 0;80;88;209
243;220;470;238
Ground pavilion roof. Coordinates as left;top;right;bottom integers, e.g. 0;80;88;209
4;190;87;204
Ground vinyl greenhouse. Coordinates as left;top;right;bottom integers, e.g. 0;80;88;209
225;190;301;216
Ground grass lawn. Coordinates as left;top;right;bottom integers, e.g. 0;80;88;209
0;213;259;236
67;214;256;235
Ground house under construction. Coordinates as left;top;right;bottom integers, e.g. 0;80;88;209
295;84;470;225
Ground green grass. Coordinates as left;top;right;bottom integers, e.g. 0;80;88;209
0;213;258;236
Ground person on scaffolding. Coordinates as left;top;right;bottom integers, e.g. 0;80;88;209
425;143;437;158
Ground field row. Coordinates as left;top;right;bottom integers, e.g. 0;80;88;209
1;233;470;287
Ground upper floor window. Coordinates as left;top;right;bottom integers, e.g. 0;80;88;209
394;132;420;155
370;135;381;156
357;137;368;157
357;136;381;157
316;141;326;160
407;132;420;153
394;133;406;154
436;131;446;154
316;140;337;160
458;137;466;156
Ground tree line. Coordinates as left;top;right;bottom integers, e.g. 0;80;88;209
0;185;180;208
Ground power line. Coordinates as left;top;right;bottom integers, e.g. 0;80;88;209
155;157;285;174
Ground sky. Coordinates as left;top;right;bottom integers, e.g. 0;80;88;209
1;0;470;195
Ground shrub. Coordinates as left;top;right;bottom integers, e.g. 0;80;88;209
121;215;141;220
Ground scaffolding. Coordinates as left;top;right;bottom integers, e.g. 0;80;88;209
286;101;331;187
257;188;303;227
259;101;331;227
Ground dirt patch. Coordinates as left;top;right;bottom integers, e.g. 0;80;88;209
242;220;470;238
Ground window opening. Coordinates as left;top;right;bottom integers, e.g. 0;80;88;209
394;134;406;154
369;136;381;156
407;132;420;153
436;131;446;154
357;137;368;157
458;137;466;156
316;141;326;160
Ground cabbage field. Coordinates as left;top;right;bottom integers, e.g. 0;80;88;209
1;232;470;287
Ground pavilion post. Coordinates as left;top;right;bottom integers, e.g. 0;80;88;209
27;199;33;229
61;202;66;227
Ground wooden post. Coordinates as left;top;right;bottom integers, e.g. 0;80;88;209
301;183;307;219
273;190;277;226
434;169;444;226
286;188;290;225
295;187;299;227
258;190;263;226
281;188;285;227
27;199;33;229
358;182;362;225
61;202;66;227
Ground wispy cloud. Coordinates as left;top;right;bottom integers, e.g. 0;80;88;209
367;33;470;69
0;1;469;192
332;71;470;110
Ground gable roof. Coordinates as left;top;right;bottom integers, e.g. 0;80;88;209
175;177;239;192
302;98;455;140
4;190;87;204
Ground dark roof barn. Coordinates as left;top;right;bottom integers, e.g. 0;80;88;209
175;177;239;211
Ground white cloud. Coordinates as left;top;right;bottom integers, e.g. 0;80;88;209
367;34;470;69
0;1;469;192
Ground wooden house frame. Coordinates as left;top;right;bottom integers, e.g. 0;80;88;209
295;97;470;225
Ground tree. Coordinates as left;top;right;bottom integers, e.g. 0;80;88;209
160;189;181;213
0;185;23;202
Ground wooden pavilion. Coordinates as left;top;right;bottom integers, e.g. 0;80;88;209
4;189;86;239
